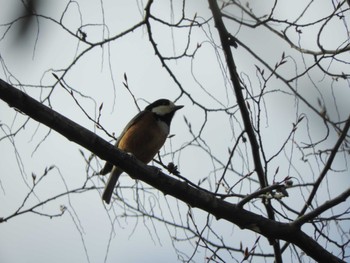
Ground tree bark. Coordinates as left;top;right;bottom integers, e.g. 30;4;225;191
0;78;345;263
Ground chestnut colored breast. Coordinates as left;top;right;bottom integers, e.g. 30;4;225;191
117;111;168;164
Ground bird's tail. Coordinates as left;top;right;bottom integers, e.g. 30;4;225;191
102;167;123;204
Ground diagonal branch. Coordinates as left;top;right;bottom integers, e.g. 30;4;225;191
0;79;345;263
299;115;350;216
207;0;267;189
207;1;282;261
294;188;350;227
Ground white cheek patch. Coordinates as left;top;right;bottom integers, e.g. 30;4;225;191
152;102;175;115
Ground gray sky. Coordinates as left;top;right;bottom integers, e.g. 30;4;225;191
1;0;349;262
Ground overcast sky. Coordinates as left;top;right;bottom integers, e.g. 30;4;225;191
1;0;349;262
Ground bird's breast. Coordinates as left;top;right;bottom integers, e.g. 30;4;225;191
157;119;170;135
117;113;169;164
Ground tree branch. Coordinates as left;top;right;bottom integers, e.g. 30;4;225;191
206;1;282;261
299;115;350;216
294;188;350;227
0;79;345;263
207;0;267;189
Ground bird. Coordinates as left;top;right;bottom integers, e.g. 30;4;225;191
99;99;183;204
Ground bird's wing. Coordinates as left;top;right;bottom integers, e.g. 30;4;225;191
114;110;147;147
98;110;147;175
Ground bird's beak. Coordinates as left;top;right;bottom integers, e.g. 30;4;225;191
173;105;184;111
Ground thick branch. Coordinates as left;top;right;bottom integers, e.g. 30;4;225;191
0;79;344;263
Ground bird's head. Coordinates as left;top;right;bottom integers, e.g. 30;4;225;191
145;99;183;125
146;99;183;115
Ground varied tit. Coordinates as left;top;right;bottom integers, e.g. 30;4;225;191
99;99;183;204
